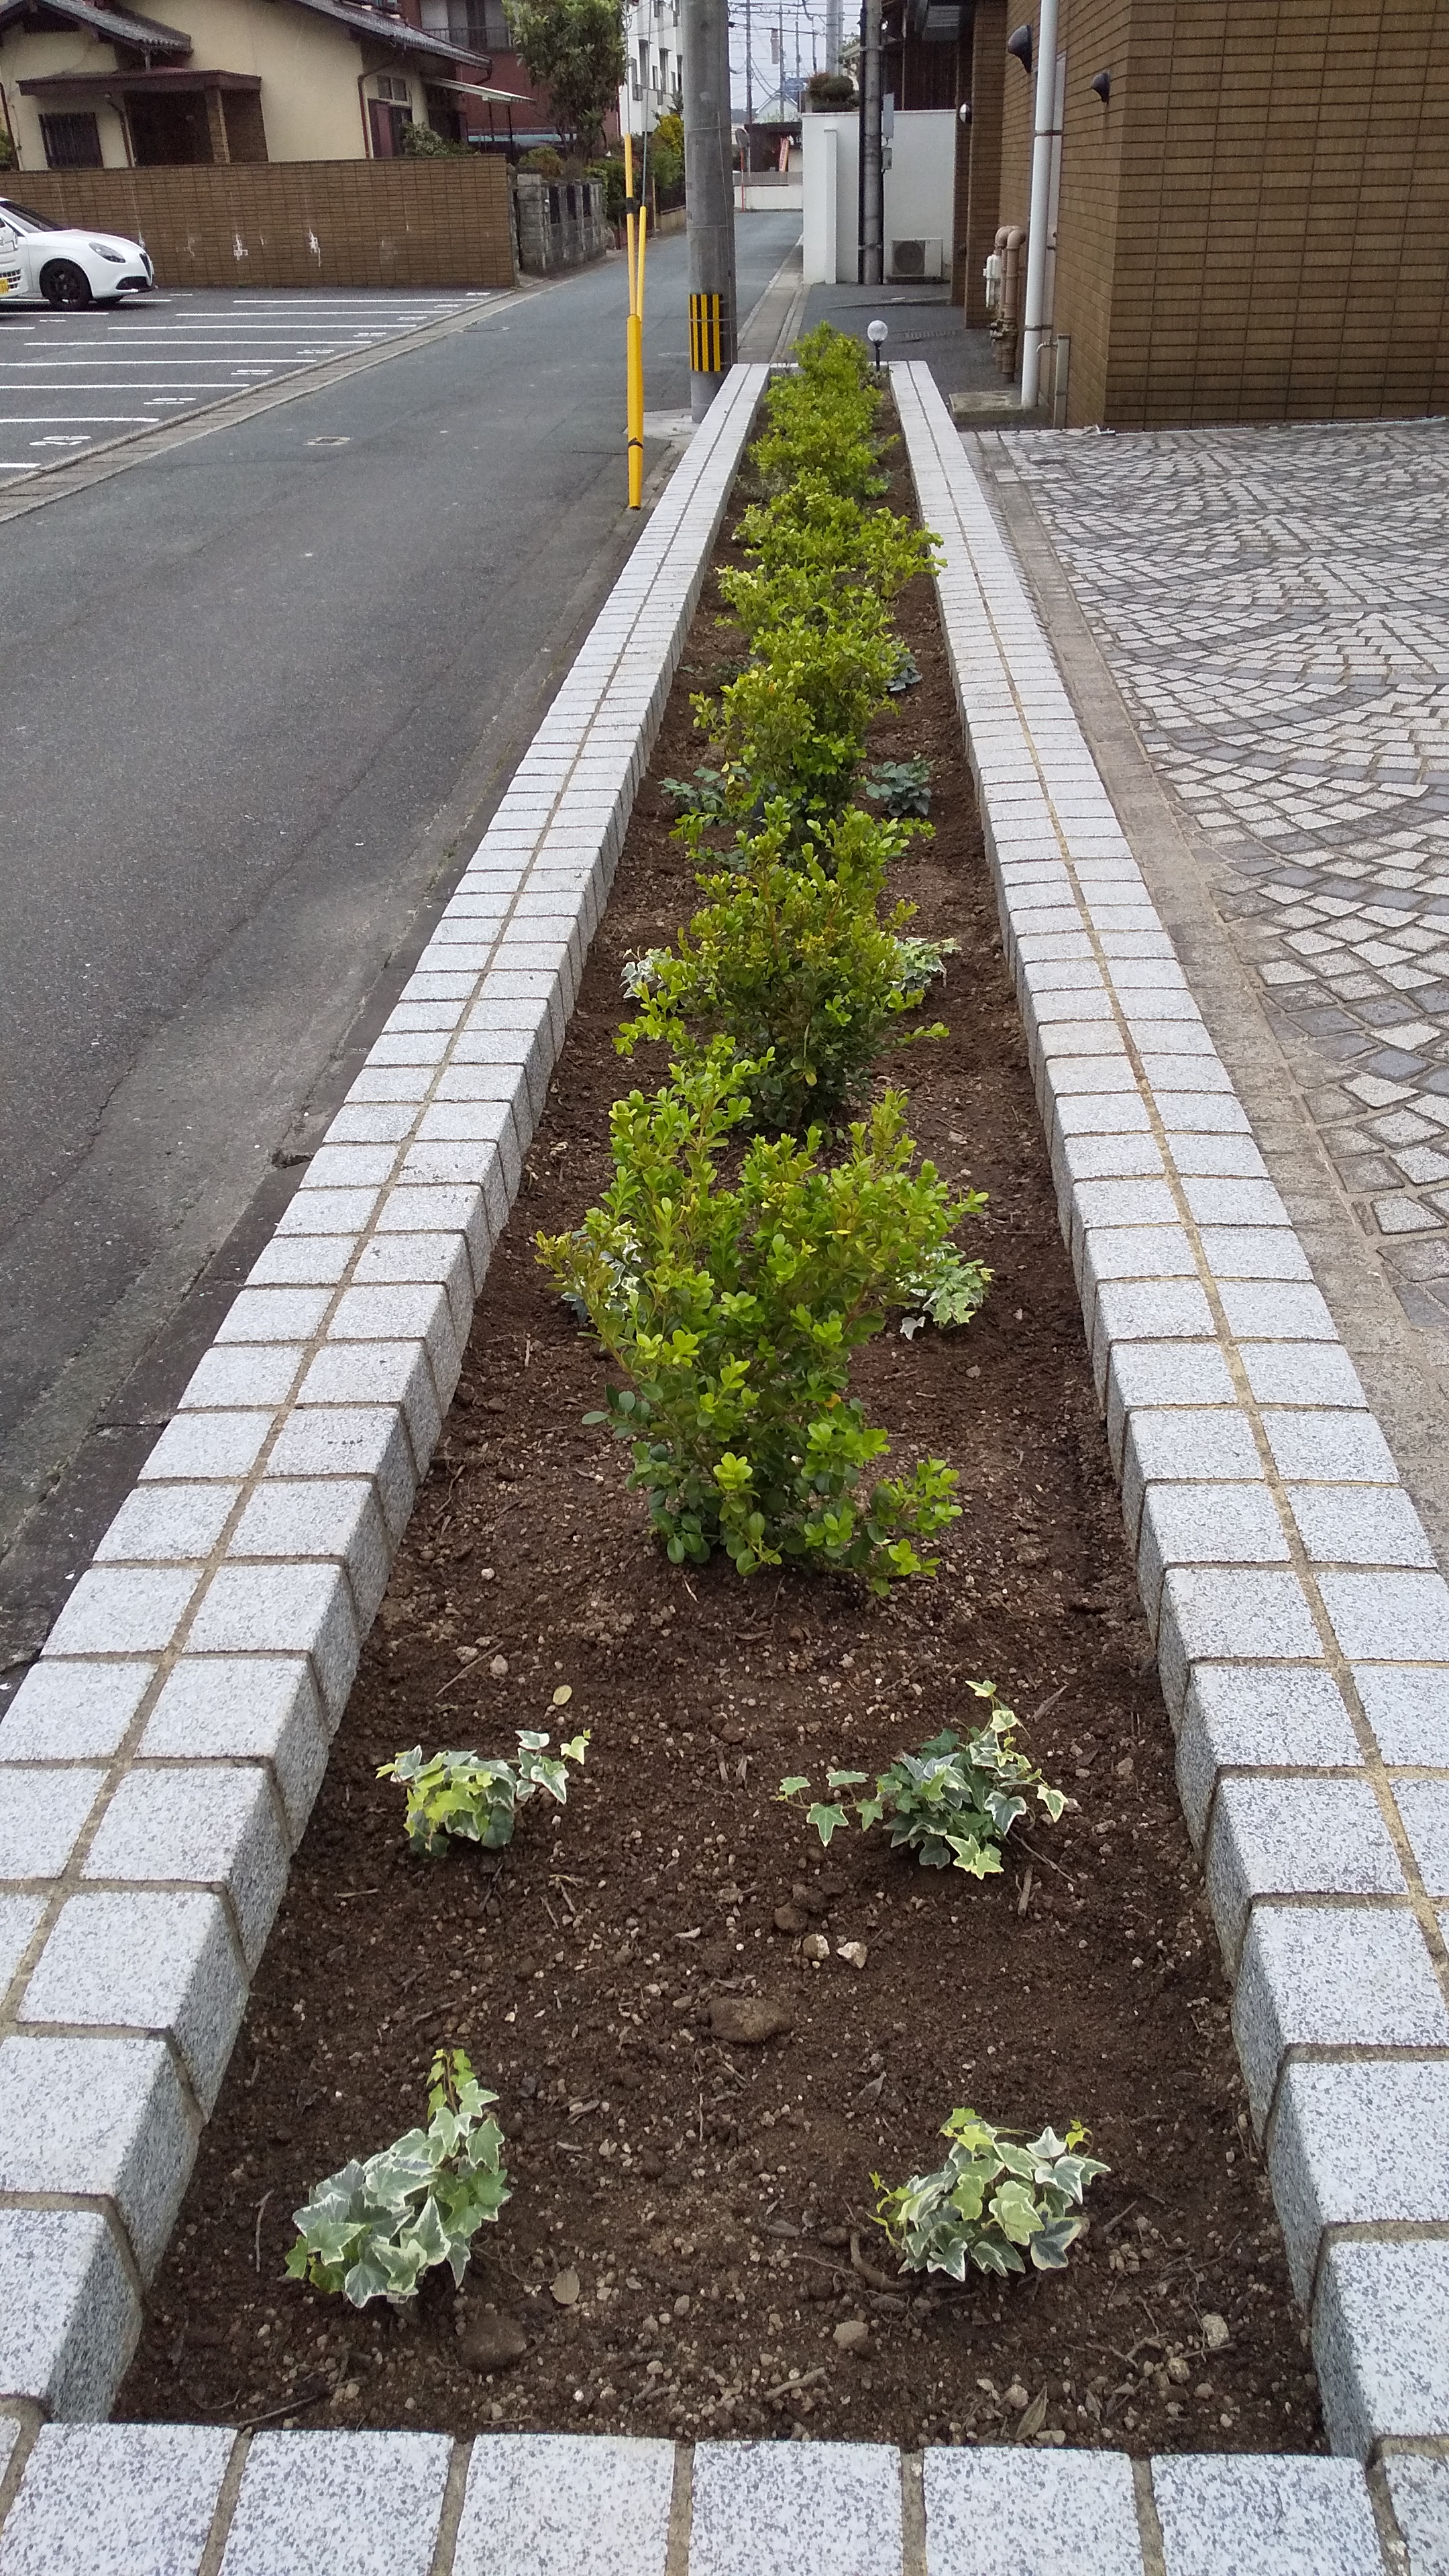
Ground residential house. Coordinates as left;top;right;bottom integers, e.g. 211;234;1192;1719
0;0;515;169
409;0;564;152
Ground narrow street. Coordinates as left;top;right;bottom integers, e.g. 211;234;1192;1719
0;214;800;1664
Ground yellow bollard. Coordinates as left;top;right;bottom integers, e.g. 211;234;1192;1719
623;133;644;509
627;309;644;509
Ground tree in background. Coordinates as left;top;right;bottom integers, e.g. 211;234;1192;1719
505;0;627;160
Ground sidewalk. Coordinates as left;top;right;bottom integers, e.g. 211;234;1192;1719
973;416;1449;1576
801;282;1002;405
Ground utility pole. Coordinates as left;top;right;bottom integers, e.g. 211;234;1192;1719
824;0;839;70
682;0;738;419
861;0;882;282
744;0;754;124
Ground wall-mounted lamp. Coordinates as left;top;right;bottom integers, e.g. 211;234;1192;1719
1090;68;1112;102
957;99;972;122
1006;22;1032;74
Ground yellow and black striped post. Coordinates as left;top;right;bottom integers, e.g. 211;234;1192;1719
689;292;727;376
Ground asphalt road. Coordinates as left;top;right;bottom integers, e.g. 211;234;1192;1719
0;286;490;483
0;213;800;1655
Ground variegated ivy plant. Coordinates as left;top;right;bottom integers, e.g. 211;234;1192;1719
284;2049;509;2307
378;1719;588;1857
874;2108;1108;2282
777;1681;1065;1878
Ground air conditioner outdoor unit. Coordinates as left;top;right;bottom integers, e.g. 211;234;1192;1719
888;237;943;281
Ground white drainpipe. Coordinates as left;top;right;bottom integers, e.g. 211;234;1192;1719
1019;0;1060;411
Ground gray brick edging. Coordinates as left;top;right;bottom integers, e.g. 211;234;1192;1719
0;2424;1414;2575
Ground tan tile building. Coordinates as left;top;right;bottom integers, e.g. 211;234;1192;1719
955;0;1449;427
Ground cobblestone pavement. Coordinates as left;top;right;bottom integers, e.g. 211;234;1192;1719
1000;421;1449;1338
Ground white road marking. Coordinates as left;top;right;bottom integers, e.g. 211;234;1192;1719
0;288;492;485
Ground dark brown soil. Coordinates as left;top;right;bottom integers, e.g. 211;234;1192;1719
119;429;1322;2461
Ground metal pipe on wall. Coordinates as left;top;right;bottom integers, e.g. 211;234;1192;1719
1018;0;1059;409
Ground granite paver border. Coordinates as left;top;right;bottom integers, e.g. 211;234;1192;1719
0;358;1441;2570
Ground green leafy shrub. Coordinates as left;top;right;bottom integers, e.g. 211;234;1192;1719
690;609;900;828
777;1683;1064;1877
619;800;955;1132
751;327;885;501
648;107;684;197
518;143;564;174
536;1042;965;1590
724;479;937;631
378;1723;588;1856
887;647;921;694
400;120;470;156
873;2110;1108;2281
284;2051;509;2306
867;757;932;818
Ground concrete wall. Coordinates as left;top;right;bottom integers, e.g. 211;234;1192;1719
801;109;859;284
512;171;608;274
994;0;1449;428
802;106;954;285
0;27;133;170
7;158;516;288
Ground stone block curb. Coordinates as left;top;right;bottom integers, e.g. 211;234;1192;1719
0;2426;1413;2574
894;358;1449;2463
0;360;769;2418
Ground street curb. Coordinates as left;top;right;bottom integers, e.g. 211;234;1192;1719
0;356;768;2425
894;356;1449;2490
0;357;1442;2571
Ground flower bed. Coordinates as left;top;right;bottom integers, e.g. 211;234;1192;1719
117;341;1320;2461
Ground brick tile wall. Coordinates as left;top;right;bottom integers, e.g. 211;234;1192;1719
987;0;1449;427
11;159;515;292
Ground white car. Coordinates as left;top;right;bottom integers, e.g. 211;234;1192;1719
0;198;154;309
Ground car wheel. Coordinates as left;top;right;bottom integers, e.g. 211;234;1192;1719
40;261;93;310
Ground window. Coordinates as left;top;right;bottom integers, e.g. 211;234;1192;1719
421;0;506;46
376;73;411;103
40;111;102;169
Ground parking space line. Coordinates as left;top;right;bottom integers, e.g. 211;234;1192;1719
0;286;494;485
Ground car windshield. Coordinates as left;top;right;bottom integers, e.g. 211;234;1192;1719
0;202;58;234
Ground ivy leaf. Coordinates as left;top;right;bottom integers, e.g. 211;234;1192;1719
806;1801;848;1847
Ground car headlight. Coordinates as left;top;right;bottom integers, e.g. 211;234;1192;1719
89;244;126;262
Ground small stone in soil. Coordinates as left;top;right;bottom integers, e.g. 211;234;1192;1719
773;1905;811;1935
550;2269;581;2306
710;1996;794;2044
835;2320;869;2351
460;2312;528;2373
836;1941;868;1970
